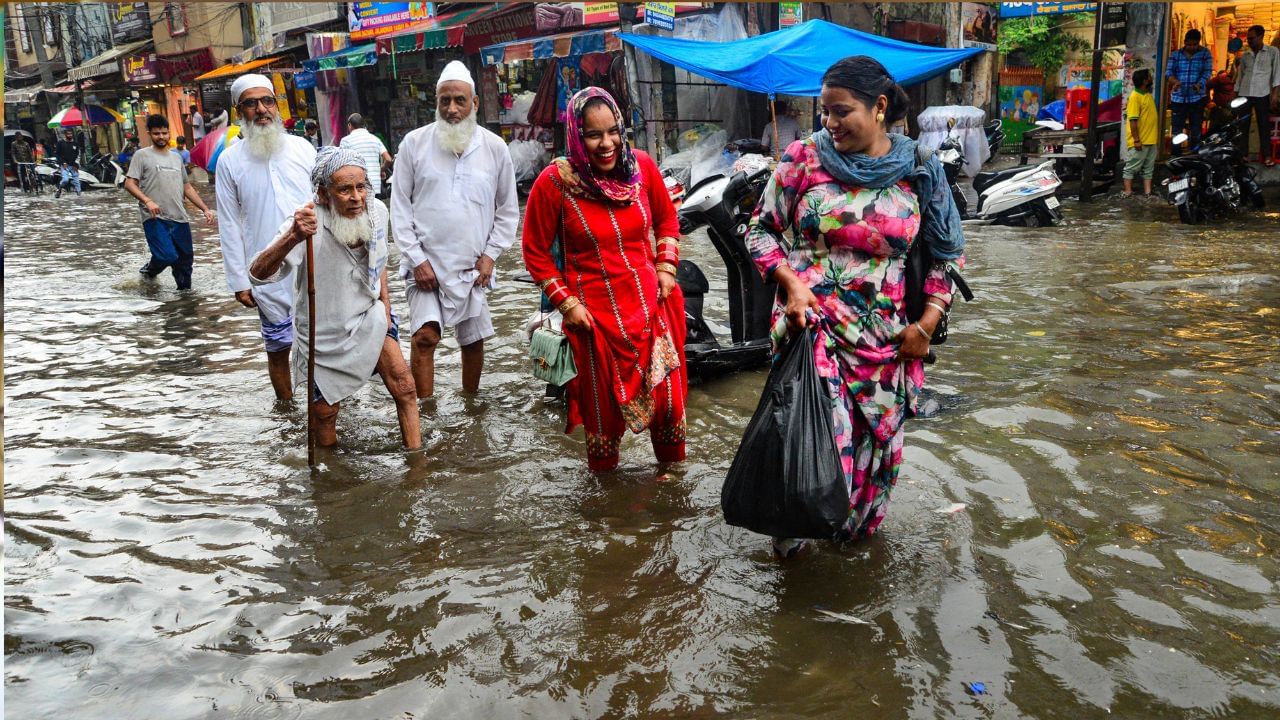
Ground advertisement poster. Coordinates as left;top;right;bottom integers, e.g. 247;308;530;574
779;2;803;28
647;2;676;31
111;2;152;44
998;84;1043;143
348;2;435;41
963;3;998;50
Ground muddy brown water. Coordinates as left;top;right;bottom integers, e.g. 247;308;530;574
4;184;1279;719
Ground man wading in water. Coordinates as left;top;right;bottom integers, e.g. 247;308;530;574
249;148;421;449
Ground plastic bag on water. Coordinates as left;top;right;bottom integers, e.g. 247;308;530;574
721;326;847;539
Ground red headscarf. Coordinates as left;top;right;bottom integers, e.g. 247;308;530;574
554;86;642;205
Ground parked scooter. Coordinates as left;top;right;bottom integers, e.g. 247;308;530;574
936;119;1064;226
35;156;120;191
983;119;1005;162
673;155;776;377
83;152;125;188
1162;96;1264;225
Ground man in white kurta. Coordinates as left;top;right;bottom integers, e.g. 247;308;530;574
216;73;317;401
391;60;518;397
248;148;420;449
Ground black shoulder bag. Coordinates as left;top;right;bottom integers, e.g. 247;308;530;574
905;146;973;345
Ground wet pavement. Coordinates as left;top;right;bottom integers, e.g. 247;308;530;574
4;181;1280;719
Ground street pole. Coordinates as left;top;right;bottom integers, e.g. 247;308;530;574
25;5;60;119
619;4;648;153
1079;9;1104;203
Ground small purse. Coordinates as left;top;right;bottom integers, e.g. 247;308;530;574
529;321;578;386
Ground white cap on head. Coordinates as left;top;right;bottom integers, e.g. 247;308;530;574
230;73;275;103
436;60;474;91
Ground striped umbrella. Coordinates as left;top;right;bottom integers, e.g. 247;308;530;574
189;124;241;173
47;104;126;127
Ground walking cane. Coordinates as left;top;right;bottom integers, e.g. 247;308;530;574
305;228;317;468
769;96;781;162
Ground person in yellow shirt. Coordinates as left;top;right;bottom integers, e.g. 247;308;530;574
1124;69;1158;197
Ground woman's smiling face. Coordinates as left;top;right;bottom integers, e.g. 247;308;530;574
820;85;886;154
582;103;622;173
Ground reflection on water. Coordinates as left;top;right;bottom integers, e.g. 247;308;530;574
5;186;1280;718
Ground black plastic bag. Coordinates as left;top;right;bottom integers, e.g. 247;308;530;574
721;327;846;539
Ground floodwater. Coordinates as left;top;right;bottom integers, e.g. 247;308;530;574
4;181;1279;719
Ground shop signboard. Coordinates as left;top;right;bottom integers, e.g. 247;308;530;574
111;2;151;43
999;2;1097;18
535;2;704;33
294;71;316;90
962;3;998;50
779;2;803;28
647;2;676;31
463;5;539;54
159;48;215;84
124;52;160;85
1098;2;1126;49
348;2;436;42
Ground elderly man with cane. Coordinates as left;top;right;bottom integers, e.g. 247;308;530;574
248;148;421;451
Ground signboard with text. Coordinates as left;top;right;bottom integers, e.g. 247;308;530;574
123;52;160;85
646;2;675;31
1098;2;1127;48
111;2;151;43
462;5;539;54
779;2;803;28
999;2;1097;18
348;2;436;41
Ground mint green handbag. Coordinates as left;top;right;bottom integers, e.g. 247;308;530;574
529;325;578;385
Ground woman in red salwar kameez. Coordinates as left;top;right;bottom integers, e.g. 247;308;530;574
521;87;688;472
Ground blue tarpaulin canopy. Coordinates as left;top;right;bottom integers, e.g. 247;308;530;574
619;19;984;96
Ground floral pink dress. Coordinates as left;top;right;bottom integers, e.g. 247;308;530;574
747;138;962;539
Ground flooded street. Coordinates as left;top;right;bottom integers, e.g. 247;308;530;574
4;181;1280;719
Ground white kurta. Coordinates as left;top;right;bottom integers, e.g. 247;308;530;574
216;133;317;324
390;123;518;328
249;200;391;405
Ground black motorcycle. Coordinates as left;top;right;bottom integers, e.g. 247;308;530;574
1163;96;1265;225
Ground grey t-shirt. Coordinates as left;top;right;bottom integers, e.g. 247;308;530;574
126;146;190;224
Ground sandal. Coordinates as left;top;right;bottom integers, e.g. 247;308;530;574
1265;159;1276;168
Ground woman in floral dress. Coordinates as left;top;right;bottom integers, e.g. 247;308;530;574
746;56;966;556
522;87;687;472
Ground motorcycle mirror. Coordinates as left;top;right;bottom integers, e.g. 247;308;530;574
1230;96;1248;110
1171;133;1189;145
947;118;957;130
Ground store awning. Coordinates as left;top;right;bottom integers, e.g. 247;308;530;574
68;39;153;82
302;43;378;72
192;55;287;83
480;28;620;67
376;3;509;55
4;83;49;104
619;19;983;95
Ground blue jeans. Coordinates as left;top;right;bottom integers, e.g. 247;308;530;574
141;218;195;289
1170;100;1205;155
59;165;81;194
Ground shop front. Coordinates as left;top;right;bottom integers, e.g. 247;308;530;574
480;29;625;154
193;54;315;138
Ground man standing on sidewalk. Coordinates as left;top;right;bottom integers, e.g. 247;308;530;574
1123;69;1158;198
1165;29;1213;155
123;114;216;290
1234;24;1280;166
216;73;317;401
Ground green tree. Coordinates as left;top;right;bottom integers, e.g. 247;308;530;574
999;14;1093;71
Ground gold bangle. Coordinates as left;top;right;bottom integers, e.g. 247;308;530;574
925;301;947;315
557;296;581;314
655;262;678;275
657;236;681;249
913;323;930;340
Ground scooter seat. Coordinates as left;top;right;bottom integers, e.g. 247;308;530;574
972;166;1026;195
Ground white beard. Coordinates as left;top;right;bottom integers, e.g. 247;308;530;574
436;110;477;155
328;209;373;248
240;116;284;160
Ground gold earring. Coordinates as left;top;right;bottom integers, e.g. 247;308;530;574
876;112;885;123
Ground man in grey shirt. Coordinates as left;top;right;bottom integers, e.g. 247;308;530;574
123;114;216;289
